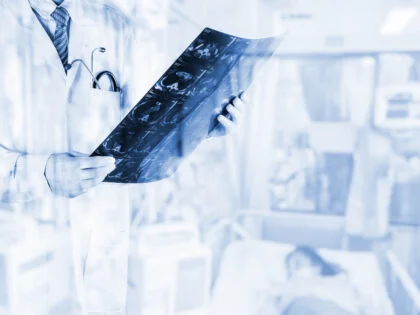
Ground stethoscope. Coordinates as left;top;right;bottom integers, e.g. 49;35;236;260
64;47;121;92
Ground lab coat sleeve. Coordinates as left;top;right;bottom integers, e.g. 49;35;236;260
0;145;51;203
119;25;136;114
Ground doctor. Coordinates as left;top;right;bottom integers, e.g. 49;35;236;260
0;0;245;313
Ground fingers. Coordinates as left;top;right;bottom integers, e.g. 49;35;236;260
80;168;98;181
78;157;116;192
78;164;114;191
232;95;245;111
71;151;87;157
217;115;234;133
239;90;248;102
79;177;106;191
226;104;240;122
213;92;247;135
79;156;115;169
221;95;244;123
80;164;115;180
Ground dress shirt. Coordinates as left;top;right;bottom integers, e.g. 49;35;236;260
29;0;72;40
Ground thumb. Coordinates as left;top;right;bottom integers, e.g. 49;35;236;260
71;151;89;157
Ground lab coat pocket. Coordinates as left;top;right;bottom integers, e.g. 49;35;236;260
69;88;122;154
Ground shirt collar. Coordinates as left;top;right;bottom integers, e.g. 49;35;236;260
28;0;73;19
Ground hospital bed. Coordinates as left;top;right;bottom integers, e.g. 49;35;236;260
208;210;420;315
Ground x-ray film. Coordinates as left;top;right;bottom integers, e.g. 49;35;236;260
91;27;283;183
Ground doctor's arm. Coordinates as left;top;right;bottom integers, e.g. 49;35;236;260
0;144;51;202
0;145;116;202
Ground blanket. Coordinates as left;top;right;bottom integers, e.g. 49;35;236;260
283;296;355;315
273;274;361;314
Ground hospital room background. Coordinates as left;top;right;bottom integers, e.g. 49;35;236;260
1;0;420;314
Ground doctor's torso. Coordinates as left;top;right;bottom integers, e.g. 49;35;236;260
0;0;132;156
0;3;135;311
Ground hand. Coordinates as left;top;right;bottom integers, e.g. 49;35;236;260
209;91;247;137
44;153;116;198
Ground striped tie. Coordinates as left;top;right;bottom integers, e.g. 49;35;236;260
51;6;70;69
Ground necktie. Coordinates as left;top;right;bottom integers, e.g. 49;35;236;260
51;6;70;69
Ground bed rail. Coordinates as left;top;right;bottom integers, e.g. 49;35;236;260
383;251;420;315
206;209;420;315
232;209;347;248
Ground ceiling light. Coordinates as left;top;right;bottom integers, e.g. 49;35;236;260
380;8;418;35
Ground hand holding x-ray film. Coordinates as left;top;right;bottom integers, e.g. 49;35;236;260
92;27;283;183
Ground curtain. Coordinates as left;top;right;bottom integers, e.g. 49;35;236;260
220;58;298;238
345;127;393;238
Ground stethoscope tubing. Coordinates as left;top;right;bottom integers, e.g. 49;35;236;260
66;47;121;92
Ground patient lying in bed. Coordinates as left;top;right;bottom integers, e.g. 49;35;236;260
270;246;369;315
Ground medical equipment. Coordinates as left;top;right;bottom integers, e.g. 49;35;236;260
0;222;69;315
65;47;121;92
127;223;212;315
208;210;420;315
374;84;420;130
91;47;105;74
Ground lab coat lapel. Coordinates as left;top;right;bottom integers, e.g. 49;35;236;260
66;20;91;89
31;10;67;81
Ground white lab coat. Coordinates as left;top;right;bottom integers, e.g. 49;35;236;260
0;1;135;313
